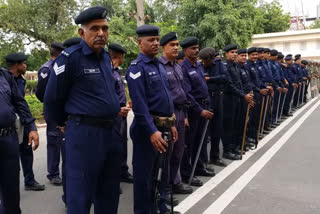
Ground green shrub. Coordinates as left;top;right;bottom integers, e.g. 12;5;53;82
25;80;38;95
25;95;43;120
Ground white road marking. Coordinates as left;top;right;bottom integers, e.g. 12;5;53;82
202;98;320;214
175;97;319;213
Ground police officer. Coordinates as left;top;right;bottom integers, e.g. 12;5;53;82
276;53;289;120
199;47;228;166
36;42;65;186
5;53;45;191
301;60;310;103
176;51;185;64
0;56;39;213
159;32;193;195
245;47;269;146
293;54;303;108
44;7;121;214
108;43;133;183
125;24;178;214
180;37;214;187
222;44;253;159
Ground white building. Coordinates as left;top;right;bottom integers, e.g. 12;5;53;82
250;28;320;60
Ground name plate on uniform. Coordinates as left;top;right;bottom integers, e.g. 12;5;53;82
84;68;101;74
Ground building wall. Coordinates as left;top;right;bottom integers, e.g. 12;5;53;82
250;29;320;60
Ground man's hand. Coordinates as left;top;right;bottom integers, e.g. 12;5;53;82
59;126;66;134
250;101;255;108
266;86;274;96
292;83;298;88
283;88;288;93
205;76;210;81
171;126;178;143
184;118;189;127
150;131;167;153
299;82;302;86
260;89;268;96
276;87;283;93
119;107;131;117
200;110;213;119
244;93;254;103
28;131;39;151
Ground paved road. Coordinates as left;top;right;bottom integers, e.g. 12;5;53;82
7;96;320;213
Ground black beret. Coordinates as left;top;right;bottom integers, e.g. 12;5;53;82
160;32;178;46
285;55;292;61
270;49;278;56
257;47;264;53
199;47;216;60
238;48;247;55
264;48;270;53
51;42;65;51
247;47;257;54
180;37;199;49
177;51;185;60
5;53;27;63
136;25;160;37
301;60;308;65
215;52;220;57
277;54;284;59
295;54;301;59
224;44;238;52
75;6;108;25
108;43;127;54
63;37;82;48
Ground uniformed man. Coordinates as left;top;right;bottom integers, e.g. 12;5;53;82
159;32;193;195
108;43;133;183
222;44;253;159
125;24;178;214
180;37;214;187
0;56;39;213
276;53;289;120
283;55;298;116
244;47;269;146
36;42;65;186
176;51;185;64
301;60;310;103
293;54;303;108
44;7;122;214
236;48;256;150
63;37;82;48
199;47;228;166
5;53;45;192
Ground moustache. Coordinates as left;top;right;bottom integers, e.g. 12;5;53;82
94;37;106;43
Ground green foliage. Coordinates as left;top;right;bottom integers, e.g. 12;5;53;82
0;33;24;68
309;19;320;29
25;95;43;120
27;48;50;71
25;80;38;95
255;0;291;33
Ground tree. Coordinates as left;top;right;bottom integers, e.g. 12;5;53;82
309;19;320;29
0;0;79;47
256;0;291;33
0;32;24;68
26;48;50;71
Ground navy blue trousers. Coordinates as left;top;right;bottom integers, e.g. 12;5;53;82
65;119;121;214
19;129;35;186
0;133;21;214
46;122;63;180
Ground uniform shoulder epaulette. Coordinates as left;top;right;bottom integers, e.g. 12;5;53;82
130;59;142;65
223;62;227;66
61;44;82;57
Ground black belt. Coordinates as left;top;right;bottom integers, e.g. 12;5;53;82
265;82;273;86
174;104;185;111
209;91;223;96
0;127;14;137
196;98;209;104
68;114;114;129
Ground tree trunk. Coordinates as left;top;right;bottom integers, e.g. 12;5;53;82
136;0;145;26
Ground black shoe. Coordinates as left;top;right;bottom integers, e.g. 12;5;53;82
263;130;270;135
206;166;215;173
120;172;133;183
165;194;179;206
195;168;215;177
25;181;45;191
223;152;241;160
163;211;181;214
182;176;203;187
248;142;256;150
270;124;277;128
244;145;250;152
172;183;193;194
233;148;245;155
265;127;272;131
49;176;62;186
210;159;227;167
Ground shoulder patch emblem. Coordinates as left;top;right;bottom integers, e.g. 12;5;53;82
53;63;65;75
40;72;48;79
129;71;141;80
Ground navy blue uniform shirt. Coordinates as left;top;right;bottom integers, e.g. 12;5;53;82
269;60;284;88
245;60;266;90
238;63;259;93
181;58;209;113
256;59;274;84
44;40;120;126
204;58;228;93
293;63;303;82
112;67;127;106
223;60;246;98
36;59;53;102
126;53;174;136
0;68;36;130
159;56;188;105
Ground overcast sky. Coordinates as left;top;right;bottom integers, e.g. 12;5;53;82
264;0;320;17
